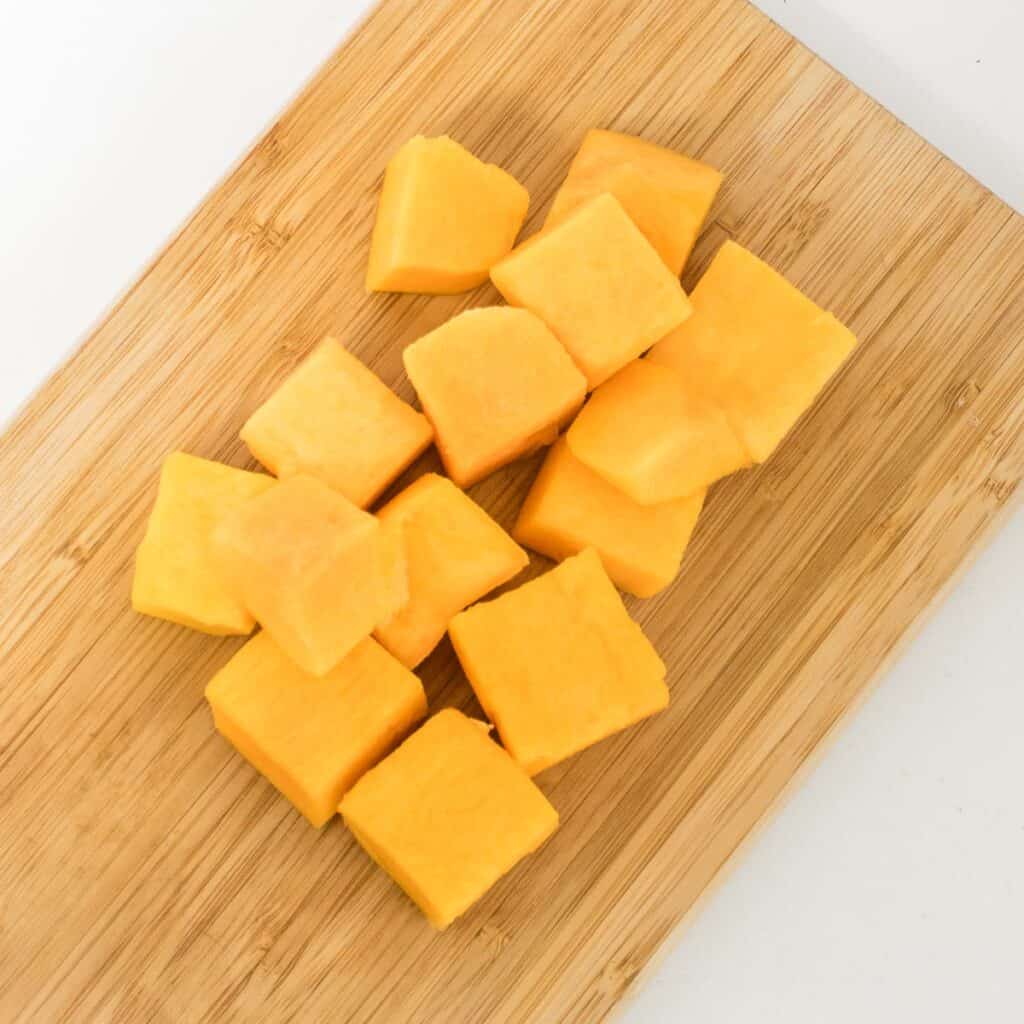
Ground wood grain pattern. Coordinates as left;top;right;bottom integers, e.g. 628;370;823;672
2;0;1022;1020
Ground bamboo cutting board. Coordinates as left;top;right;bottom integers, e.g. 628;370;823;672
2;0;1023;1020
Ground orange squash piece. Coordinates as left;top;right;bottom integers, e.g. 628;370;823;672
449;548;668;775
132;452;275;635
210;475;407;676
566;359;750;504
366;135;529;294
514;438;705;598
241;337;433;509
375;474;529;668
206;632;426;827
491;192;693;389
546;129;722;275
340;708;558;929
402;307;586;487
648;241;858;462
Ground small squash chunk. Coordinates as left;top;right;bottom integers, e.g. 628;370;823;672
206;632;426;827
402;307;586;487
546;129;722;275
375;474;529;668
648;241;858;462
490;192;692;388
449;548;668;775
566;360;750;505
241;337;433;508
210;475;407;677
366;135;529;294
514;438;705;598
132;452;275;635
340;709;558;929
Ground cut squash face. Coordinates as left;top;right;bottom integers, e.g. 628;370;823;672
210;475;407;677
132;452;275;635
491;192;693;388
366;135;529;294
402;307;586;487
448;548;668;775
340;708;558;929
514;438;705;598
206;632;426;827
648;241;858;462
241;337;433;509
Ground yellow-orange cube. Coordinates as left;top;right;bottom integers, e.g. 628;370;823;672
340;708;558;929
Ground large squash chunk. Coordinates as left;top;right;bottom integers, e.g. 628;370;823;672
210;475;406;676
375;474;529;668
340;708;558;929
449;548;668;775
206;632;426;827
366;135;529;294
490;193;693;388
546;129;722;276
566;360;750;504
514;438;705;598
132;452;275;635
648;241;858;462
403;307;586;487
241;337;433;509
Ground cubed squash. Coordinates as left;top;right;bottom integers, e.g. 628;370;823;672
514;438;705;598
375;474;529;668
449;548;668;775
566;359;750;505
340;708;558;929
132;452;275;635
490;192;692;388
648;241;858;462
206;632;426;827
210;475;407;676
402;307;586;487
366;135;529;294
240;337;433;508
546;129;722;275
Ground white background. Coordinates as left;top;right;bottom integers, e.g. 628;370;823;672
1;3;1021;1021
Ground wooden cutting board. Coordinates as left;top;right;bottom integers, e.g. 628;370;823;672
2;0;1022;1020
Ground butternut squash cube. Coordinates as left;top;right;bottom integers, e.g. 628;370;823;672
402;307;586;487
132;452;275;635
241;338;433;509
546;129;722;276
206;632;426;827
210;475;407;676
490;192;692;388
566;360;750;504
366;135;529;294
648;241;858;462
449;548;668;775
340;708;558;929
375;474;529;668
514;438;705;598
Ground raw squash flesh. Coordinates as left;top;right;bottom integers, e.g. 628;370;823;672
132;452;275;635
340;708;558;929
210;475;407;677
514;438;705;598
490;192;693;388
648;241;858;462
566;359;750;505
402;307;586;487
241;337;433;508
366;135;529;293
448;548;668;775
375;474;529;668
206;632;426;827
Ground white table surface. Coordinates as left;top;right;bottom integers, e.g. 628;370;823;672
2;3;1021;1021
